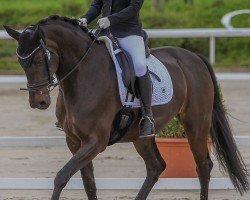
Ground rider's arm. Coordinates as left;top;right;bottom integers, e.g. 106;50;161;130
81;0;103;24
108;0;144;26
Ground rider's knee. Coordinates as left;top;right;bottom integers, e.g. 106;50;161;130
134;62;147;77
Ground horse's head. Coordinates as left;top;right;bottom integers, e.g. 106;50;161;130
4;25;59;110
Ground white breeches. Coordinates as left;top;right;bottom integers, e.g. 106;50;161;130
117;36;147;77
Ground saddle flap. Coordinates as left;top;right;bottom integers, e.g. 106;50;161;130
99;36;137;96
114;49;137;96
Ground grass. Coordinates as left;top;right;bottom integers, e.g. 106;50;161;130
232;14;250;28
0;0;250;72
0;40;20;71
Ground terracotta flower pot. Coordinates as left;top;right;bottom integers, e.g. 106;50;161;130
156;137;212;178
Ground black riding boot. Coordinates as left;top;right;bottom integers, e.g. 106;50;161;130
137;71;155;138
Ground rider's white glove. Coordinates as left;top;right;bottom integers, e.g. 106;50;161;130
98;17;111;29
78;18;87;27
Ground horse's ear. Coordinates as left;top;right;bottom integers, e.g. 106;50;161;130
3;25;21;41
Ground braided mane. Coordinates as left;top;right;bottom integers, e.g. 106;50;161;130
37;14;89;33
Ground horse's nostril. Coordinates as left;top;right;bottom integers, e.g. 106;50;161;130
36;99;49;110
39;101;46;106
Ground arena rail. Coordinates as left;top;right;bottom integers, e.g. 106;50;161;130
1;73;250;84
1;28;250;64
1;177;248;190
0;136;249;147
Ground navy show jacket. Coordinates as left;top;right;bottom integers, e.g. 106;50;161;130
82;0;144;38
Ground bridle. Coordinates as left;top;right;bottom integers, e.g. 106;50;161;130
17;28;102;94
17;39;57;94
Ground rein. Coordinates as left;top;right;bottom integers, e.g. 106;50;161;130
18;28;102;94
54;28;102;88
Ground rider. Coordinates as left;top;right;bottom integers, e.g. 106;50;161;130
79;0;155;138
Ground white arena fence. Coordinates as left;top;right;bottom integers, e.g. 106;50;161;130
1;177;248;190
0;136;250;190
0;136;249;147
1;73;250;84
1;28;250;64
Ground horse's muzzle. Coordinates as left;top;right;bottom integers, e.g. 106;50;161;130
29;92;51;110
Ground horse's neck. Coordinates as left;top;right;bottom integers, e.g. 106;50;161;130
55;36;115;107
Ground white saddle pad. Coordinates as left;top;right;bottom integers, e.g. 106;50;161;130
98;36;173;108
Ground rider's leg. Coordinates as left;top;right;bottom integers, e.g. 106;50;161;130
117;35;147;76
137;71;155;137
117;36;155;137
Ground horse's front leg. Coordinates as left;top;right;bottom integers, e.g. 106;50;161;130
80;162;97;200
66;136;97;200
51;136;102;200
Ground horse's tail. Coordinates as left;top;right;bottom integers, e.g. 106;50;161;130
197;54;249;195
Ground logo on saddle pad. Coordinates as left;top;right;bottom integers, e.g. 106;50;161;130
161;87;167;94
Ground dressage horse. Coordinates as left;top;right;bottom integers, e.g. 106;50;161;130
4;15;249;200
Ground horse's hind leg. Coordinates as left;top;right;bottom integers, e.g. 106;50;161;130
66;137;97;200
180;112;213;200
133;137;166;200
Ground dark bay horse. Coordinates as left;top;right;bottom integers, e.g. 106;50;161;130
4;15;249;200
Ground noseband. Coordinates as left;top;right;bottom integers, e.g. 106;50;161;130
17;29;102;95
17;39;57;94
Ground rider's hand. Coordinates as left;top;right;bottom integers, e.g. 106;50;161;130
98;17;111;29
78;18;87;27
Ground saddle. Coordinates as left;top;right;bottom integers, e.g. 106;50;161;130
100;30;151;97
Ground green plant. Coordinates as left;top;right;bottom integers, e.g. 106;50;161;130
157;117;185;138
